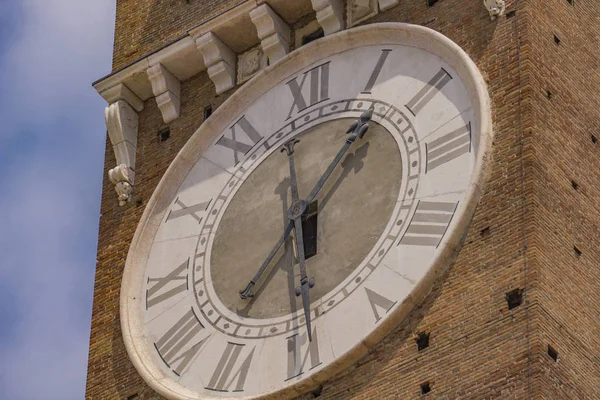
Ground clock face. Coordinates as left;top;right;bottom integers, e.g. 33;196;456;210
121;24;492;400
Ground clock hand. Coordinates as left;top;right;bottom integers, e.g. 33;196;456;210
305;108;373;204
239;220;294;299
282;139;315;342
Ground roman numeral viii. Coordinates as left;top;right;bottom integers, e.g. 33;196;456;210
426;122;471;172
205;342;255;392
146;258;189;309
399;201;458;247
154;308;208;376
216;115;265;165
286;62;330;119
405;68;453;116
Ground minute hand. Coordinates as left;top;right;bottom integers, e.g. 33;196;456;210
305;108;373;204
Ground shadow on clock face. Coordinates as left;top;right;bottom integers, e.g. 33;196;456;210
210;118;402;319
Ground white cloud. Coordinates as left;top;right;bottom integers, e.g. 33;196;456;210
0;0;115;399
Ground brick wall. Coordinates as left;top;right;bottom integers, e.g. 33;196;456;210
87;0;600;398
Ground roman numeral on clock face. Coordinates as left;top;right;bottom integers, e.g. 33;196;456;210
166;197;212;224
285;328;321;381
405;68;453;116
365;287;396;323
154;308;208;376
399;201;458;247
216;115;265;165
205;342;255;392
286;62;330;119
146;258;189;309
426;122;471;172
362;49;392;94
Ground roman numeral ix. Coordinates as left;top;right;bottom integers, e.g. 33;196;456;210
405;68;453;116
154;308;208;376
146;258;189;309
399;201;458;247
286;62;330;119
426;122;471;172
166;197;212;224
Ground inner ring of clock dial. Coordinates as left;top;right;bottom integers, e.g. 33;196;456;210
208;117;402;319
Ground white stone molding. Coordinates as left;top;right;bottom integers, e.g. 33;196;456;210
311;0;344;35
237;46;268;84
347;0;378;27
196;32;237;94
483;0;506;20
105;100;138;206
378;0;399;11
250;4;291;64
100;83;144;112
147;63;181;123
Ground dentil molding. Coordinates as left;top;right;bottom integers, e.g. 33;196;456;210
250;4;291;64
483;0;506;20
147;63;181;123
105;101;138;206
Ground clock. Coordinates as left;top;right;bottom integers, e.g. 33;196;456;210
121;23;492;399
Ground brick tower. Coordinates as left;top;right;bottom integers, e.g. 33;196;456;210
86;0;600;399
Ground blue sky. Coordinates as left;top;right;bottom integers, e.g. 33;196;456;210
0;0;115;398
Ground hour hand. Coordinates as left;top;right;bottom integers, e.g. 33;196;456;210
239;221;294;299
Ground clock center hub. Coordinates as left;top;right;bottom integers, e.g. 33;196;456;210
287;199;307;220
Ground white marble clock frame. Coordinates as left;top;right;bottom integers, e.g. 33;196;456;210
120;23;493;400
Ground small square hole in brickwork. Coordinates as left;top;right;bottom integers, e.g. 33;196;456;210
480;226;491;237
546;90;552;99
302;28;324;46
416;331;430;351
554;35;561;45
574;246;582;257
127;395;139;400
548;345;559;361
158;127;170;142
204;106;213;120
592;135;598;144
567;0;574;5
506;10;516;18
506;288;523;310
426;0;438;7
571;180;579;190
420;382;431;395
311;385;323;398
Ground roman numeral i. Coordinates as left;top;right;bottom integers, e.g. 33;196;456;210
405;68;453;116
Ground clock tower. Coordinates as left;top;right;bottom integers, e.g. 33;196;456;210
86;1;600;399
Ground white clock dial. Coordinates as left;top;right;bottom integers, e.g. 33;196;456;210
121;23;492;400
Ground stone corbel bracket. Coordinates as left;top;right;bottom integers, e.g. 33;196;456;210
311;0;344;35
250;4;291;64
147;63;181;123
105;100;138;206
483;0;506;20
196;32;237;94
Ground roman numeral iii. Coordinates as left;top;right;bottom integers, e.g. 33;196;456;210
405;68;453;116
426;122;471;172
154;308;208;376
286;62;330;119
399;201;458;247
146;258;189;309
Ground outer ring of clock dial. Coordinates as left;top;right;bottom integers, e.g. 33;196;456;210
192;98;421;340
